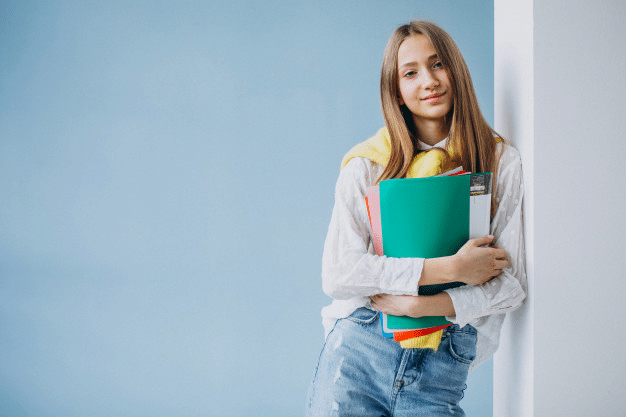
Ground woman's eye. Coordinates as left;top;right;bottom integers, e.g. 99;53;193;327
433;61;443;69
403;70;417;78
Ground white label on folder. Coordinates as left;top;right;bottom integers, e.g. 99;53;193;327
469;194;491;238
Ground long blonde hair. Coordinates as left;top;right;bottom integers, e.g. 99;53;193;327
378;20;502;191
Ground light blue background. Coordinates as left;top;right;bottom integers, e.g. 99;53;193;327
0;1;493;415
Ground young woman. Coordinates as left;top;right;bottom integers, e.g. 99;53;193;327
306;21;526;416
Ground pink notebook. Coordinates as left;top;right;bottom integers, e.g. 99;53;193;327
365;185;383;256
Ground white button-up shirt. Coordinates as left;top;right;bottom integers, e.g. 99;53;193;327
320;141;527;371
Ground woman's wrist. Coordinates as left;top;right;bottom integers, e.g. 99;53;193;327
409;292;456;318
421;256;459;285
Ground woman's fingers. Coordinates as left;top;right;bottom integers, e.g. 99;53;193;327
493;247;507;259
454;236;510;285
480;249;510;281
487;259;510;279
370;294;382;308
470;235;495;247
494;258;510;270
370;294;387;313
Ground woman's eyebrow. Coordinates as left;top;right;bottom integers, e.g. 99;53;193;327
399;54;440;68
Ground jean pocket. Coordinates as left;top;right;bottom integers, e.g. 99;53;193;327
345;307;379;325
446;326;477;364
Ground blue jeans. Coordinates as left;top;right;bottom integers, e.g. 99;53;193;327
306;307;477;417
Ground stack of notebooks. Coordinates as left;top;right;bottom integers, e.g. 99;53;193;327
365;167;492;344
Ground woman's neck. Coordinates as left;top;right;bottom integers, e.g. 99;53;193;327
414;118;449;146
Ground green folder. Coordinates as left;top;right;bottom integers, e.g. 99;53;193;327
380;173;491;331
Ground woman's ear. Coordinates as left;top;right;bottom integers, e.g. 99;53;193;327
398;96;405;106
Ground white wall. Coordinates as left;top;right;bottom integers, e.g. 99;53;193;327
494;0;626;415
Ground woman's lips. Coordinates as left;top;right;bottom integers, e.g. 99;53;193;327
422;92;445;101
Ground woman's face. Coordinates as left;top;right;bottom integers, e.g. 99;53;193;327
396;34;453;130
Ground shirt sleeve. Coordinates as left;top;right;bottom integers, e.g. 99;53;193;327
321;157;424;300
444;145;528;327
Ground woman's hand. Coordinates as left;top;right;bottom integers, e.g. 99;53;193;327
370;294;421;317
452;235;509;285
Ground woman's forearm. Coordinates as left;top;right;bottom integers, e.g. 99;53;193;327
415;292;456;317
370;292;456;318
419;256;458;286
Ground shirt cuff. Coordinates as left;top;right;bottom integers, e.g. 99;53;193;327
444;285;481;328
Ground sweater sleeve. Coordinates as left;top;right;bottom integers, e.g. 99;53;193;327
321;157;424;300
444;145;527;327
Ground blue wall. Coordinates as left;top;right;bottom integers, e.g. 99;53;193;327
0;1;493;415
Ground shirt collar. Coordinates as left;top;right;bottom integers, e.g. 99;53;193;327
417;137;448;151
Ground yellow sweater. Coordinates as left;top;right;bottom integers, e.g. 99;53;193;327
341;127;457;178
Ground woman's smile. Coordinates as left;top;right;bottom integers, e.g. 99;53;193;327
421;91;445;101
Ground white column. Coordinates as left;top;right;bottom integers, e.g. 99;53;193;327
493;0;534;415
494;1;626;416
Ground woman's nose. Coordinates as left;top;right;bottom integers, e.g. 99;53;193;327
420;70;439;89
